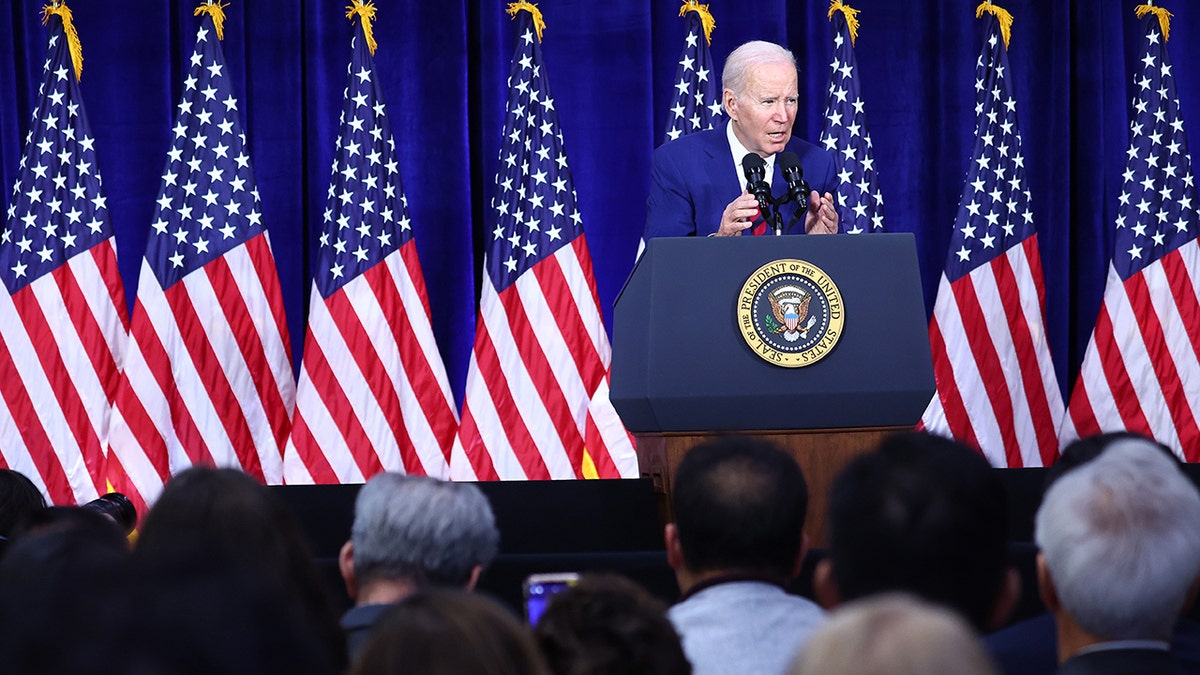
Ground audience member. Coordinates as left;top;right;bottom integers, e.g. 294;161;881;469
135;466;346;671
0;506;132;674
534;572;691;675
813;431;1018;632
351;588;551;675
664;437;823;675
789;593;1000;675
986;431;1200;674
123;551;341;675
1035;438;1200;674
0;468;46;558
338;472;500;658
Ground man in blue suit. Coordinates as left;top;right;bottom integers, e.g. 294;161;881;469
645;40;839;239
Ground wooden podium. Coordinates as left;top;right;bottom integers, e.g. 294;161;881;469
611;235;934;547
635;428;904;547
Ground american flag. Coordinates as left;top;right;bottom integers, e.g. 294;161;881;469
919;8;1063;468
664;2;721;144
0;8;128;505
1060;8;1200;460
283;12;458;483
819;3;885;234
106;9;295;514
449;6;638;481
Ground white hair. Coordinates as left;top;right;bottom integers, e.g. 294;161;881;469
351;473;499;587
1034;439;1200;639
721;40;796;113
789;593;998;675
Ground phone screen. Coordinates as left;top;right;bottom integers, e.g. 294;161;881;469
523;573;579;626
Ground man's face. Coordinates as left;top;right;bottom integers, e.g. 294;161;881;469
725;60;799;158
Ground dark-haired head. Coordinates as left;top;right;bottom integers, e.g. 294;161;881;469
670;437;808;581
819;432;1012;631
353;589;551;675
136;467;347;669
1046;431;1175;490
0;469;46;550
534;573;690;675
0;505;132;674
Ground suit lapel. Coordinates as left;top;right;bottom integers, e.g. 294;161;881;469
704;123;739;197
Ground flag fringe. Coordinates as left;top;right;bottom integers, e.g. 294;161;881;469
828;1;860;47
41;2;83;81
975;2;1013;49
505;2;545;43
194;1;230;41
678;1;716;46
1135;4;1172;42
346;0;379;55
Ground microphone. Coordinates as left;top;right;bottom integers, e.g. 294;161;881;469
778;151;810;214
741;153;773;221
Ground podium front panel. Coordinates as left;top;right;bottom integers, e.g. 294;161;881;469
611;234;934;432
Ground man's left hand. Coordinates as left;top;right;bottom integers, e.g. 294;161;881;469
804;191;838;235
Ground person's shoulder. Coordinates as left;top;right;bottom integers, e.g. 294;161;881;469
654;125;726;157
340;603;396;631
785;135;834;164
1058;647;1190;675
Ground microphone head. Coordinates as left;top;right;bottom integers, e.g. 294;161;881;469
779;151;802;181
741;153;767;181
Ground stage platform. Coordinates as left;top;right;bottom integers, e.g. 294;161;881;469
272;464;1200;625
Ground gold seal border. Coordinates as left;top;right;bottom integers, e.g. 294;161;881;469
736;258;845;368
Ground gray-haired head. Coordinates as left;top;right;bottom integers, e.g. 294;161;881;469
790;593;999;675
1035;439;1200;640
351;473;499;588
722;40;797;113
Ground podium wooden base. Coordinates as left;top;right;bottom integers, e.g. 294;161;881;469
635;427;906;547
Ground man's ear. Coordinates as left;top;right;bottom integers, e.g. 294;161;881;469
465;565;483;591
664;523;685;572
790;533;810;580
723;88;738;122
1181;573;1200;618
1036;552;1060;613
813;558;842;610
987;566;1022;631
339;540;357;601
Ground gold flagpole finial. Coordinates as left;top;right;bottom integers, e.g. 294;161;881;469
194;1;230;41
975;2;1013;49
678;2;716;46
827;1;861;47
1135;3;1172;42
41;2;83;81
346;0;379;55
505;2;545;43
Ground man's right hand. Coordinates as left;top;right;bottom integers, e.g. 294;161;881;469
715;191;760;236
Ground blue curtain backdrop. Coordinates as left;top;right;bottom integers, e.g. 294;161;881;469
2;1;1198;409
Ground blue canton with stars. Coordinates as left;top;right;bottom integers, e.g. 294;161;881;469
314;31;412;299
818;13;885;234
2;19;113;294
1112;17;1198;282
663;10;722;145
943;18;1036;283
144;15;266;290
487;13;583;291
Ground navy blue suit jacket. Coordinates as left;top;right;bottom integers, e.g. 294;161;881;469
643;121;837;239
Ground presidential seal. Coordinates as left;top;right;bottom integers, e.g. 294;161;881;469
736;259;844;367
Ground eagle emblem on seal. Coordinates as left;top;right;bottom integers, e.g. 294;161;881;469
768;285;817;343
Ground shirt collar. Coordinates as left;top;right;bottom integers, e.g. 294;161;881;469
677;571;788;603
727;121;775;191
1075;639;1171;657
